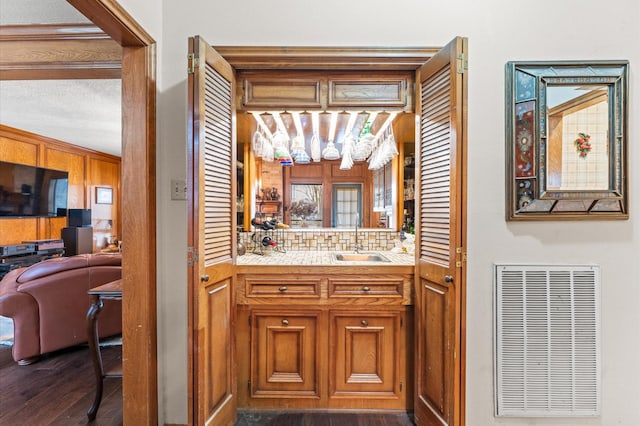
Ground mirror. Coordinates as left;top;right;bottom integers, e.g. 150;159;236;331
238;112;415;230
506;61;629;220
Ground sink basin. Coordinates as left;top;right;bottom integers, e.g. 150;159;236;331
333;252;391;262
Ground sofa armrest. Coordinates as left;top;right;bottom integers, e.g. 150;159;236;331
0;281;41;362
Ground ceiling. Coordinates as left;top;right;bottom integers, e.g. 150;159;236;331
0;0;122;157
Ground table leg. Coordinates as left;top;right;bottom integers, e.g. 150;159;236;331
86;295;104;421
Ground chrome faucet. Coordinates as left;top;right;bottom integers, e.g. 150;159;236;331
354;213;362;253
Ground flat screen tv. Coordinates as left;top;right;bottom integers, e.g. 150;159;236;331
0;160;69;218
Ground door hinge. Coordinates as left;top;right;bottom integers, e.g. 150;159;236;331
187;53;199;74
187;246;198;266
456;53;468;74
400;317;403;328
400;381;403;392
456;246;467;268
248;380;251;390
248;316;251;327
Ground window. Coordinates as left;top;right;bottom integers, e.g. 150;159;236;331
332;184;362;228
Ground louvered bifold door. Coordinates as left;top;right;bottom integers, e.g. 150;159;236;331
188;36;237;426
414;37;467;426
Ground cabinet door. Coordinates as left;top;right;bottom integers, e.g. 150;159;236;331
251;310;321;398
329;311;402;398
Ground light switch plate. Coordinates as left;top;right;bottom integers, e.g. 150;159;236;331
171;179;187;200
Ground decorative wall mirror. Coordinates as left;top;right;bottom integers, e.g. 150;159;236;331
505;60;629;220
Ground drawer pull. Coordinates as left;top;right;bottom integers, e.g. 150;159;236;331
362;286;371;292
282;319;289;326
278;286;288;292
360;320;368;327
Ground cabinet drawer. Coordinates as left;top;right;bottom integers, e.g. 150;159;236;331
246;278;321;298
328;278;403;298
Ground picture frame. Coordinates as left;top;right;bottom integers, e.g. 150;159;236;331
95;186;113;204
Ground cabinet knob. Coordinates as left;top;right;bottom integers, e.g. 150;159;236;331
360;320;368;327
362;286;370;292
282;319;289;326
200;275;209;282
278;286;288;292
444;275;454;283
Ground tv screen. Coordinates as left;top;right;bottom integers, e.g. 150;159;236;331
0;161;69;218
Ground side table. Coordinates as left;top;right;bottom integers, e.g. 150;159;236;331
86;279;123;421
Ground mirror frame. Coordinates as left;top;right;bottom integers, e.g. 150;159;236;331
505;60;629;220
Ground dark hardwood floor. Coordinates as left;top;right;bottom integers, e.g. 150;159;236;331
236;412;414;426
0;343;414;425
0;343;122;426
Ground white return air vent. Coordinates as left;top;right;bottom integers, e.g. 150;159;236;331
494;264;600;417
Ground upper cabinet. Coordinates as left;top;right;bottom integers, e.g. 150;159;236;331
239;70;414;112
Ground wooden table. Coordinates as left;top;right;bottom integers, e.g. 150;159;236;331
86;279;122;421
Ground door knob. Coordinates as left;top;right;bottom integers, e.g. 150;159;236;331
282;319;289;326
200;275;210;282
361;320;368;327
444;275;454;283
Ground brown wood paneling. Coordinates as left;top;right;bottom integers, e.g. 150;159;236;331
90;157;120;251
45;146;87;209
0;135;39;165
0;125;121;245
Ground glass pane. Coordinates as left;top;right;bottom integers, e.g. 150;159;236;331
546;85;609;190
333;184;361;228
289;184;322;228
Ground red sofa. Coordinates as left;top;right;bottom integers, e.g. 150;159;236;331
0;253;122;365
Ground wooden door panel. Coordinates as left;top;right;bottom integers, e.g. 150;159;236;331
414;36;467;426
202;279;234;415
251;311;320;397
417;280;451;421
188;36;237;425
330;312;400;397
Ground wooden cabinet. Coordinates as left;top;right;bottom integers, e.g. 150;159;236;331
330;311;402;398
250;310;321;399
239;70;414;112
236;266;413;411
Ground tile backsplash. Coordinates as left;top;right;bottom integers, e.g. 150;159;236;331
240;229;401;252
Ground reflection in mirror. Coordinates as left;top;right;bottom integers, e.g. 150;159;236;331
506;60;629;220
289;184;323;228
238;111;416;229
547;85;609;191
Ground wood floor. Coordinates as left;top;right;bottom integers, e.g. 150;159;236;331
0;343;123;426
0;343;414;425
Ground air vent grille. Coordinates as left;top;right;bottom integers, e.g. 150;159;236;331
494;264;600;417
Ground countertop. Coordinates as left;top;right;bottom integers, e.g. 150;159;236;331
236;250;415;266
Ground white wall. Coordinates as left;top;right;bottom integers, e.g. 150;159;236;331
123;0;640;424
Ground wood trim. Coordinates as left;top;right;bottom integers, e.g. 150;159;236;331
215;46;439;70
65;1;158;425
0;24;122;80
68;0;154;47
119;43;157;426
0;23;112;40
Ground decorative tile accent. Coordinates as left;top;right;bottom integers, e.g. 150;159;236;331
239;230;402;252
